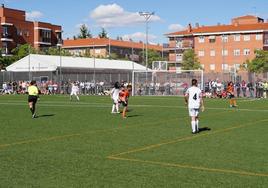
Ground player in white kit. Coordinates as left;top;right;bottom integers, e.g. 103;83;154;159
70;82;80;101
110;82;120;113
184;79;204;134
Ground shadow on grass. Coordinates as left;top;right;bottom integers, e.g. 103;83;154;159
198;127;211;132
36;114;55;118
127;114;143;118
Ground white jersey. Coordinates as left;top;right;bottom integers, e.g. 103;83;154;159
71;84;79;93
185;86;202;109
111;88;120;101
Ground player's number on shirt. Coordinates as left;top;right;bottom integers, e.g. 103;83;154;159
193;93;197;100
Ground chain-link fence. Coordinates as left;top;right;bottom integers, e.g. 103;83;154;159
1;69;268;96
132;70;203;96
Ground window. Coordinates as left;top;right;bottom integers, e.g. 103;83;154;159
40;30;51;43
244;49;250;55
234;34;240;41
3;26;8;36
2;42;8;54
222;49;228;56
176;54;183;62
222;64;229;71
210;64;215;71
210;50;215;56
244;35;250;41
221;35;228;42
198;50;205;57
201;64;205;69
176;39;182;48
209;36;216;43
198;36;205;43
234;64;241;70
17;28;23;36
95;49;101;54
234;49;240;56
256;34;262;41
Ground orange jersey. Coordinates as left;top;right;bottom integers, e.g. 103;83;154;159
227;85;234;94
120;90;129;102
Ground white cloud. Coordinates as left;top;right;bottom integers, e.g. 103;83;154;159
122;32;157;42
26;11;43;21
168;24;185;31
90;4;161;28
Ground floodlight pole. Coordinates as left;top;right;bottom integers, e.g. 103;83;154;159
28;44;31;81
57;41;63;94
93;42;96;89
139;11;154;71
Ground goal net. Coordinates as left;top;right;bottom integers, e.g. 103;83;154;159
132;70;203;96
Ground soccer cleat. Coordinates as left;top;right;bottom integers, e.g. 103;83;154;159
32;113;36;119
192;131;197;134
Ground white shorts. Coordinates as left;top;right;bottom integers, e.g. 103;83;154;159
112;98;119;104
188;108;199;117
70;91;78;96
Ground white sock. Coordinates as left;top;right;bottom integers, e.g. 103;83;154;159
112;104;115;112
76;95;80;101
191;121;196;132
116;104;119;112
196;120;199;131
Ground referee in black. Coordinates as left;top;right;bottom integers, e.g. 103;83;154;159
28;80;39;118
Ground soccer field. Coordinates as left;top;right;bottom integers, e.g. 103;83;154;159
0;95;267;187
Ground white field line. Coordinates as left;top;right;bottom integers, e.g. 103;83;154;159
0;101;267;112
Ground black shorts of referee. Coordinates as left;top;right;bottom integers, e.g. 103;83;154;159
28;95;38;103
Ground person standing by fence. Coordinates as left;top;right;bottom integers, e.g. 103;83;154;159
241;80;247;97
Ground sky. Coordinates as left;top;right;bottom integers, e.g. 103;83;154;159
2;0;268;44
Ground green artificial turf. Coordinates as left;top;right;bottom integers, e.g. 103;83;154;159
0;95;267;187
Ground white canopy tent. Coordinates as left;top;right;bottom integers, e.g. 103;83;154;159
6;54;148;72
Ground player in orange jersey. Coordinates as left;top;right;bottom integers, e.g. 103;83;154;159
227;81;237;107
119;85;132;118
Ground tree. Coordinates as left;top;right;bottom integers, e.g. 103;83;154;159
11;44;36;59
98;28;108;38
246;49;268;73
77;24;92;39
181;49;202;70
140;49;165;68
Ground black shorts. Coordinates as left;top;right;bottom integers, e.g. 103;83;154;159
28;95;38;103
228;94;234;99
122;101;128;107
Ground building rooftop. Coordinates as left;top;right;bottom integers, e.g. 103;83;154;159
166;15;268;36
63;38;163;51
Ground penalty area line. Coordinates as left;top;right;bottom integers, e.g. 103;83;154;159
107;156;268;177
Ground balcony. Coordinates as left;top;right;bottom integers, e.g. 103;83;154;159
1;33;13;42
176;41;194;49
168;40;194;50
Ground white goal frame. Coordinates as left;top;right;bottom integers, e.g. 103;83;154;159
131;69;204;96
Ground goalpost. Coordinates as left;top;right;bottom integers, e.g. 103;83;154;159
131;69;204;96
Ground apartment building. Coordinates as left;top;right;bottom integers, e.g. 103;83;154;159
63;38;166;63
166;15;268;72
0;4;62;56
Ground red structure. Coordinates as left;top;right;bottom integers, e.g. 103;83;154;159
0;4;62;56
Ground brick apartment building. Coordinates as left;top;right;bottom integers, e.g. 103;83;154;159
63;38;166;63
0;4;62;56
166;15;268;72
